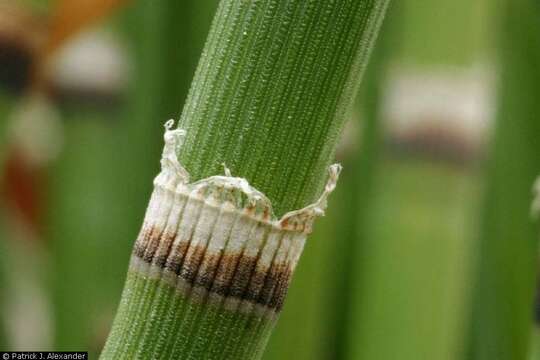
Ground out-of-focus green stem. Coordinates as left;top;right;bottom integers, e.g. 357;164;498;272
398;0;488;67
115;0;218;232
0;92;13;169
332;16;387;360
50;0;216;354
0;215;7;350
532;325;540;359
466;1;540;359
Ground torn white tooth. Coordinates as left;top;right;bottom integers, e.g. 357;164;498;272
222;163;233;177
279;164;342;233
156;120;342;234
158;119;190;185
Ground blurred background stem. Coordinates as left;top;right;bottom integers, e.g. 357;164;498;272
0;215;7;349
345;0;487;359
335;3;391;358
48;0;216;354
466;0;540;359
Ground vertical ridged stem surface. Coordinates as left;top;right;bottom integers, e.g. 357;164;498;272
102;0;389;359
178;0;388;216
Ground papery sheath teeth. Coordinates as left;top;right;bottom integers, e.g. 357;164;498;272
130;120;341;313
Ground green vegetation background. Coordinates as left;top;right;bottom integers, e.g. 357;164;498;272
1;0;539;359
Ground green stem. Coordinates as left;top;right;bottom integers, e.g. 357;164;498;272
0;215;7;350
49;0;215;353
466;1;540;359
332;12;388;360
102;1;389;359
177;0;389;217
